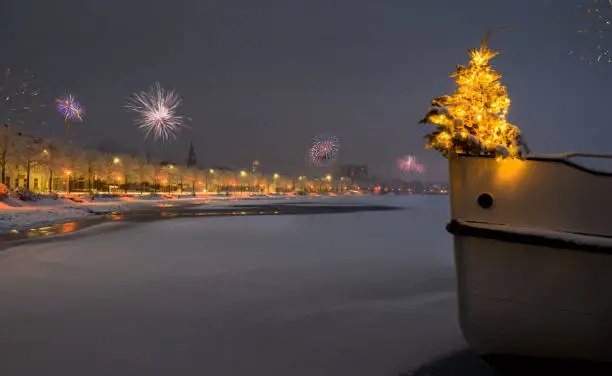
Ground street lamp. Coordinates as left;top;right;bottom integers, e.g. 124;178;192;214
111;157;126;194
273;173;279;179
240;170;247;177
206;169;215;192
65;170;72;195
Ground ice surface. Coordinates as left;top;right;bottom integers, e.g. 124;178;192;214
0;195;465;376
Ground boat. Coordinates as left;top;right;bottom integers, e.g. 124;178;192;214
446;152;612;365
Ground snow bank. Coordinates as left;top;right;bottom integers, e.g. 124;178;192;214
0;194;336;234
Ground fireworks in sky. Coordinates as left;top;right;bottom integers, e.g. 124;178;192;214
56;93;84;121
126;82;186;142
307;134;340;167
0;68;45;126
571;0;612;64
397;154;425;177
56;93;84;136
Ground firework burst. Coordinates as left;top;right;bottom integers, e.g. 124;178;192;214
56;93;84;121
56;93;85;137
126;82;187;142
1;68;46;126
307;134;340;167
397;154;424;178
571;0;612;64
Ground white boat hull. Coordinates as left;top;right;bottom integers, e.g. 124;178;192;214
454;235;612;362
448;153;612;363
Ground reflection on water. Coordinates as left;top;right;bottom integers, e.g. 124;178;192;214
27;226;59;238
61;222;77;233
110;213;125;221
1;204;402;247
2;219;103;246
24;222;78;239
157;203;175;208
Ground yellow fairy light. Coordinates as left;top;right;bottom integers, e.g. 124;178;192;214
419;43;526;159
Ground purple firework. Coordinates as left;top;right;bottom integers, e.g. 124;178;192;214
397;154;424;176
307;134;340;167
56;93;84;121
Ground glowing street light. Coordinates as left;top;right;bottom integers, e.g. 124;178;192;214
273;173;279;179
240;170;247;177
209;169;215;174
65;170;72;195
113;157;121;164
325;174;332;181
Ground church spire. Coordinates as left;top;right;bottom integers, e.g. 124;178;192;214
187;141;197;167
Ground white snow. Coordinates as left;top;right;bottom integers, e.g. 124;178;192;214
0;195;465;376
0;194;304;235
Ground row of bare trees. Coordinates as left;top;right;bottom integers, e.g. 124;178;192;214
0;125;306;195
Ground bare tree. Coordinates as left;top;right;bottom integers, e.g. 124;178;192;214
12;132;44;190
0;124;12;184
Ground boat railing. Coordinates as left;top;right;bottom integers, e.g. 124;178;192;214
527;152;612;176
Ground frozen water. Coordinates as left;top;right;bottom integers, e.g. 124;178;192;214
0;195;466;376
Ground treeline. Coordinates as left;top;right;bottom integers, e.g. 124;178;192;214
0;125;300;194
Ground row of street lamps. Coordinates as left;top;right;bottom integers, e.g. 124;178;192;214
57;154;342;195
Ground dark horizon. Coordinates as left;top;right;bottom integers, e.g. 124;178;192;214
1;0;611;180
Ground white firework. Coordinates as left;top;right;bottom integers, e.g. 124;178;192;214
126;82;187;142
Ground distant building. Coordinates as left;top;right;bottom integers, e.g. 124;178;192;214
187;141;197;167
424;182;450;194
339;164;368;181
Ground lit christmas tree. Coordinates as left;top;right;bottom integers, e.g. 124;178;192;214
419;41;528;159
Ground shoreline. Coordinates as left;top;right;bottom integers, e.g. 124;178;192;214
0;194;313;236
0;199;404;250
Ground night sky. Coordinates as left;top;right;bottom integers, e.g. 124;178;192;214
1;0;610;181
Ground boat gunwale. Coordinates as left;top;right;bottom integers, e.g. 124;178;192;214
456;152;612;177
447;219;612;254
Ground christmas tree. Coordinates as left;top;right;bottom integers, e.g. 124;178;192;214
419;42;528;159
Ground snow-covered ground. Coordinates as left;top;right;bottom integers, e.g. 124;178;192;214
0;195;466;376
0;194;304;235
